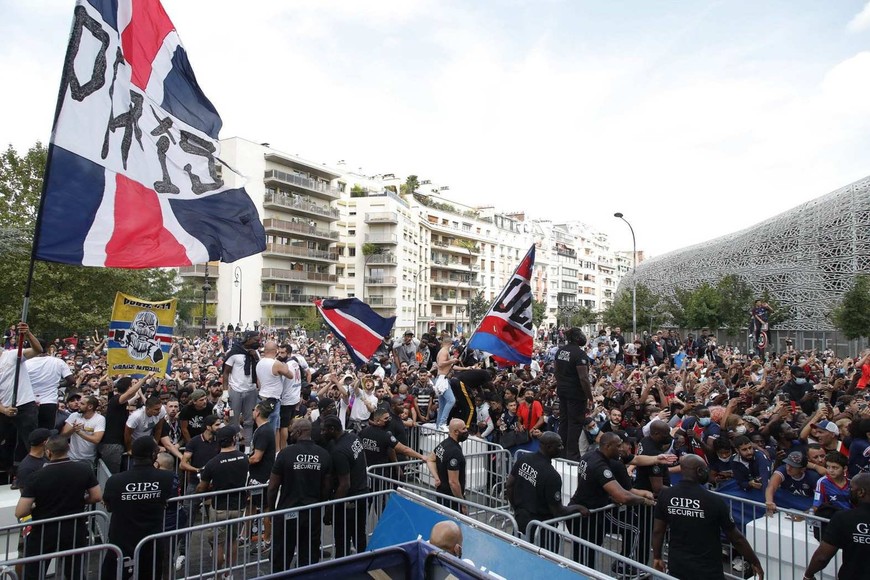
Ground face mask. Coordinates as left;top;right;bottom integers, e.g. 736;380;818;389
525;396;534;403
458;432;469;442
589;427;600;436
699;417;711;427
734;425;747;435
795;378;807;385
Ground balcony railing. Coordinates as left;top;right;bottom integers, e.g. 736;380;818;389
264;170;341;199
262;218;338;240
364;212;399;224
263;243;338;261
264;192;340;219
191;317;217;327
179;265;212;276
263;317;305;327
364;276;398;285
368;297;397;307
364;233;399;244
261;268;338;284
260;292;330;304
365;253;398;265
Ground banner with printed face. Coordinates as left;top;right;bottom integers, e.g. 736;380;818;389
107;292;175;375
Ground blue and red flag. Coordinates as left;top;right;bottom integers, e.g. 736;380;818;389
315;298;396;368
467;245;535;365
34;0;265;268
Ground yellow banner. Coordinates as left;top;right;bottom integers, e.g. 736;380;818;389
107;292;176;376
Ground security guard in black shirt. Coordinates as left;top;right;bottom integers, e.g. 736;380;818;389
554;328;593;460
321;415;369;558
507;432;587;537
268;419;332;569
426;418;469;514
804;472;870;580
633;420;673;568
653;454;764;580
568;432;655;568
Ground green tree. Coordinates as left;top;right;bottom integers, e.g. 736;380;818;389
468;290;489;328
661;287;693;329
532;298;547;328
301;306;323;333
717;274;753;332
563;305;597;328
350;184;366;197
0;142;45;231
832;275;870;340
361;243;380;257
601;284;660;335
759;289;791;327
685;283;722;330
400;175;420;195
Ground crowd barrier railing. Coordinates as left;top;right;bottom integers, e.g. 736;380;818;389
0;510;109;572
367;456;518;534
711;490;841;580
0;543;124;580
133;489;395;580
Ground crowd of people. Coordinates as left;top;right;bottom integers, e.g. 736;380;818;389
1;319;870;580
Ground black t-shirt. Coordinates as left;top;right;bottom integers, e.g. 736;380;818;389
634;436;669;492
179;403;214;439
271;439;332;509
200;450;249;510
16;454;47;491
434;437;466;497
249;423;276;484
822;502;870;580
570;449;617;509
554;343;589;399
359;425;398;467
104;465;176;555
654;481;736;577
509;451;563;529
330;432;369;497
103;394;128;444
22;459;98;520
387;413;409;448
311;418;327;450
185;433;221;482
612;457;634;490
454;369;491;391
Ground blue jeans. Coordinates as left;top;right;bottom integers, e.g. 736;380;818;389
436;383;455;428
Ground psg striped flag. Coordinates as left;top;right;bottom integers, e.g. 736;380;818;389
34;0;265;268
315;298;396;368
467;245;535;364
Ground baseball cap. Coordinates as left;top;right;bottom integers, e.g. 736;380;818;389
29;428;58;446
783;450;808;468
812;420;840;436
216;425;240;445
319;398;336;411
189;389;207;401
404;331;414;337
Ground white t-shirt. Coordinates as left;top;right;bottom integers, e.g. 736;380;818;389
0;350;35;407
66;411;106;461
256;358;284;399
349;388;377;421
125;405;166;441
225;353;258;392
27;356;72;404
281;360;301;406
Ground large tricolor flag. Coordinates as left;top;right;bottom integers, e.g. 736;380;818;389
34;0;265;268
466;245;535;364
315;298;396;368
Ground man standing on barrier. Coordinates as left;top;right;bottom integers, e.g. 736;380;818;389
804;472;870;580
568;432;654;569
269;418;332;569
101;436;175;580
507;431;587;539
16;434;102;580
322;415;370;557
427;418;469;515
554;328;593;461
653;454;764;580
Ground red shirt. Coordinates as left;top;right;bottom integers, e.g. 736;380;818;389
518;400;543;430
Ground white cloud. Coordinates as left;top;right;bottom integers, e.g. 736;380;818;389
847;2;870;32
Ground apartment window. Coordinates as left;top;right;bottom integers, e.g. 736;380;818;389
348;229;355;236
349;247;356;257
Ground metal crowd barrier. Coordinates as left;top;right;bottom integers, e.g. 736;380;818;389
367;456;519;534
133;489;395;580
0;544;124;580
711;490;841;580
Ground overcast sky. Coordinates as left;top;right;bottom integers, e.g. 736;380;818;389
3;1;870;256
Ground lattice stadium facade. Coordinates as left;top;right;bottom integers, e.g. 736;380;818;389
619;175;870;331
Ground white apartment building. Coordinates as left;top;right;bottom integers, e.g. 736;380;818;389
181;138;634;338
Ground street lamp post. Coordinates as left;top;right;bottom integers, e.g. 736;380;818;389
234;266;243;328
614;212;637;340
201;263;211;337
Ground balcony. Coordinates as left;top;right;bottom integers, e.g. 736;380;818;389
179;264;214;277
263;317;304;328
263;243;338;262
191;317;217;327
263;192;340;221
430;275;478;287
261;292;330;305
368;297;397;308
364;276;398;286
364;233;399;244
431;293;458;303
430;259;476;272
364;212;399;224
261;268;337;285
264;169;341;201
263;218;338;241
365;252;398;265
